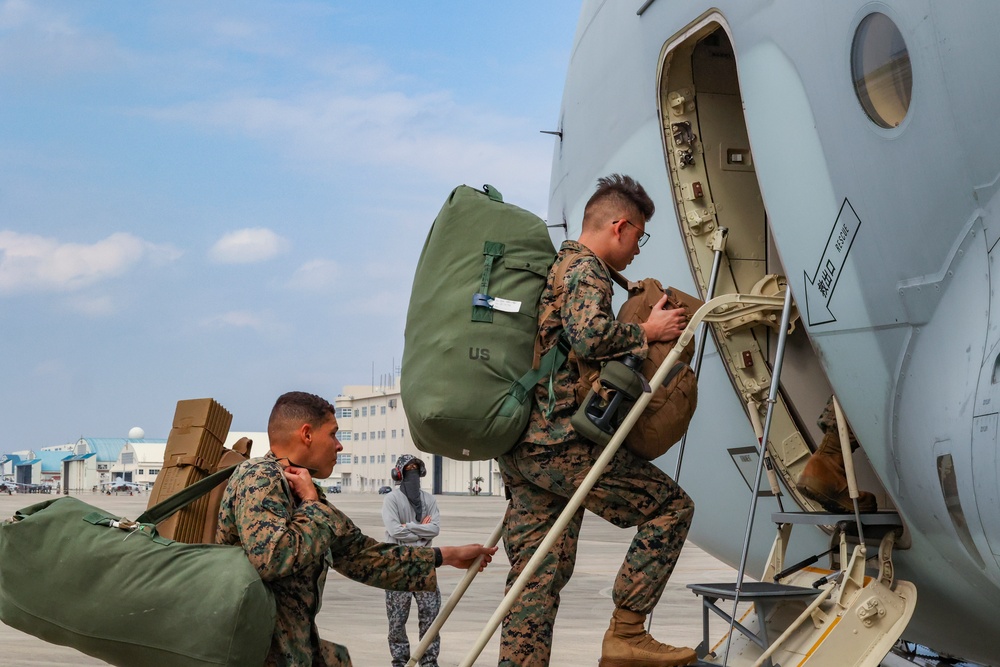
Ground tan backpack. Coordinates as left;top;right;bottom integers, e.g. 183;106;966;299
616;278;700;460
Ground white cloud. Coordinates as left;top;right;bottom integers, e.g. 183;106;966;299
0;0;69;32
288;258;340;291
198;310;291;338
200;311;265;330
0;0;121;79
209;227;290;264
143;89;552;211
0;230;181;294
65;294;116;317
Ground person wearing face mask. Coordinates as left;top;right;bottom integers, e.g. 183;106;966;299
381;455;441;667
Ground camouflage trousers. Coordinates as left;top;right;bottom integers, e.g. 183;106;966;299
317;640;351;667
386;588;441;667
497;438;694;667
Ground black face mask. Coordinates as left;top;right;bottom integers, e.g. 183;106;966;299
400;468;423;521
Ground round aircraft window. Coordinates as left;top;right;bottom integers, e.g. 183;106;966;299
851;13;912;129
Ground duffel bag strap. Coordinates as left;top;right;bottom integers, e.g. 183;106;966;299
135;464;239;526
509;334;571;417
472;241;506;323
605;264;633;291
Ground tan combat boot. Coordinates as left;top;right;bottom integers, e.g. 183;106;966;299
600;607;696;667
796;431;877;513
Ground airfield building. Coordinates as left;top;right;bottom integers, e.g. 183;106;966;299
335;382;499;496
2;385;498;496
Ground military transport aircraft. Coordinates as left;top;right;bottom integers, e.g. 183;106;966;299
544;1;1000;665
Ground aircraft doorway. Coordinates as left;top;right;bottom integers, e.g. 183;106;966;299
658;19;894;516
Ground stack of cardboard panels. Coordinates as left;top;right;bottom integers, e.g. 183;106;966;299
146;398;232;543
198;436;252;544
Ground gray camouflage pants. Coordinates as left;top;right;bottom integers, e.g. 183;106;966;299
386;588;441;667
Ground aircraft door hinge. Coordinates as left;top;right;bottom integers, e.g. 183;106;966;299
878;530;898;589
667;87;696;116
856;597;887;628
740;378;771;405
685;207;716;235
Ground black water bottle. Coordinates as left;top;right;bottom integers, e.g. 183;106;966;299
581;354;644;435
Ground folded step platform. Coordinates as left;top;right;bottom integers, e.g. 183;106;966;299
770;511;901;526
772;510;905;548
687;582;820;667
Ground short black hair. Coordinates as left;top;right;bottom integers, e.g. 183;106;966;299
583;173;655;222
268;391;336;435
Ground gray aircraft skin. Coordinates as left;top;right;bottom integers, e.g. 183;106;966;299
549;1;1000;664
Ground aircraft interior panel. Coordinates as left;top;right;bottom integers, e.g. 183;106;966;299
661;22;897;519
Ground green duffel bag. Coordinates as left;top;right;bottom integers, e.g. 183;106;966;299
0;468;274;667
402;184;557;461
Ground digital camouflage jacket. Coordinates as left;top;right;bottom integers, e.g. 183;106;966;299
217;454;437;667
523;240;648;446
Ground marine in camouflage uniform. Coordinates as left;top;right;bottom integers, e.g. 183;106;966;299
497;238;695;667
217;453;438;667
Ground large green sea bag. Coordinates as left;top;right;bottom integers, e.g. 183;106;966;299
0;469;274;667
401;185;556;460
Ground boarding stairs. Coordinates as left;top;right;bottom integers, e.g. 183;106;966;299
684;285;916;667
402;258;915;667
688;509;913;667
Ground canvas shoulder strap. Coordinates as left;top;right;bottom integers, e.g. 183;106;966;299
531;246;589;368
529;246;632;405
604;264;634;292
135;464;239;526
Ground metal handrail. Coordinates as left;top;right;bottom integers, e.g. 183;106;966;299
721;287;795;667
674;227;727;483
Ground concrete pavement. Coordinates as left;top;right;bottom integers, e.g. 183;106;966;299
0;490;737;666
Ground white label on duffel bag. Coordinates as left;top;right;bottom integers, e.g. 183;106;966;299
491;297;521;313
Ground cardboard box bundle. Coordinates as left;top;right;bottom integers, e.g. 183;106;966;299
146;398;232;543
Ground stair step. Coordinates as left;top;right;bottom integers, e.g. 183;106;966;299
771;510;901;526
688;581;820;601
600;660;717;666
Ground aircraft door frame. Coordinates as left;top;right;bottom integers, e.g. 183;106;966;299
656;13;895;518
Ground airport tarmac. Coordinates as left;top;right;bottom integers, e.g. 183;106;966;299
0;489;740;667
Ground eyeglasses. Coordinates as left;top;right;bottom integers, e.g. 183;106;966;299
617;219;650;247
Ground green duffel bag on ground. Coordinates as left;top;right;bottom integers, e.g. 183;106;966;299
0;468;274;667
402;184;557;461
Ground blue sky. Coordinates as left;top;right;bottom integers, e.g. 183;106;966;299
0;1;580;451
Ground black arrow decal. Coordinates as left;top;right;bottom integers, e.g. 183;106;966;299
803;198;862;326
